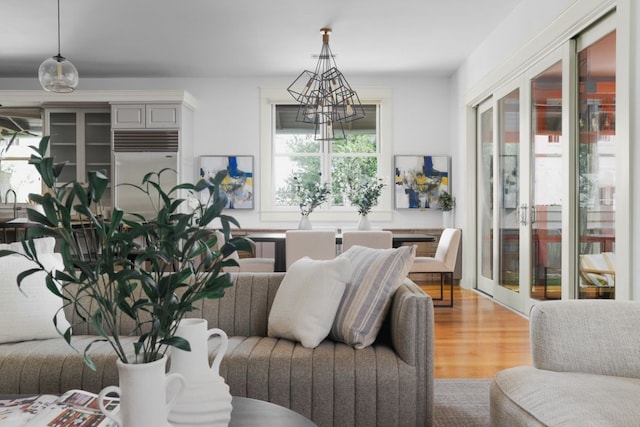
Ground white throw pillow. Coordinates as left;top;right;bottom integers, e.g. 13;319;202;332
0;237;71;344
268;256;352;348
330;245;416;349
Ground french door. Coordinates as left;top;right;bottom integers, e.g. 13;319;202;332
475;16;620;313
476;98;494;296
476;48;566;313
476;82;529;314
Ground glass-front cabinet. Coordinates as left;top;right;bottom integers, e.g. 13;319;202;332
45;108;112;208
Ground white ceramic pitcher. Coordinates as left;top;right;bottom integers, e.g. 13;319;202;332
98;354;185;427
168;318;233;427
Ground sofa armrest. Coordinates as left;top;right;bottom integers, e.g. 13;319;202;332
530;300;640;379
388;278;434;367
387;278;434;426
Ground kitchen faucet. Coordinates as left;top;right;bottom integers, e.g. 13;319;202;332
4;189;17;219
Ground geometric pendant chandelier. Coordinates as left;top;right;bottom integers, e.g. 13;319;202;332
287;28;365;140
38;0;79;93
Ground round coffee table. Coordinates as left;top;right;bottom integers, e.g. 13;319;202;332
0;394;317;426
230;397;317;426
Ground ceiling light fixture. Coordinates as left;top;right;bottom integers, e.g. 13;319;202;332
38;0;79;93
288;28;365;140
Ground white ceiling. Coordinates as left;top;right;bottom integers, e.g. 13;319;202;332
1;0;522;79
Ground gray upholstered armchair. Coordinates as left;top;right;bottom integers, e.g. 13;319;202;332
490;300;640;426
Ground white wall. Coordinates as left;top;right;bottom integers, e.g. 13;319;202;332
0;74;452;230
452;0;575;234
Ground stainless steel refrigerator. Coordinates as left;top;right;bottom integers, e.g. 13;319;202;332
113;152;178;219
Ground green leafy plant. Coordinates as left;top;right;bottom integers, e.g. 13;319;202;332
280;173;330;216
438;191;456;212
0;136;250;368
346;178;385;216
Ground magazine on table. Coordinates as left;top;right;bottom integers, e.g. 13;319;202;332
0;389;119;427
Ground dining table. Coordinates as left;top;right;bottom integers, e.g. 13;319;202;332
244;231;436;272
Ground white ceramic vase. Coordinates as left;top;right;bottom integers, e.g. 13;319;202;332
298;214;312;230
98;354;185;427
419;194;428;208
168;318;233;427
357;214;371;230
442;210;454;228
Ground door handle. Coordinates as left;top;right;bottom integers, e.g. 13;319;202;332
530;205;536;224
519;204;528;226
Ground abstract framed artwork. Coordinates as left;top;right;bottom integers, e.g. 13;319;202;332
394;155;451;209
199;155;254;209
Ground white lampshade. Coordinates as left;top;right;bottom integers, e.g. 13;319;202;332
38;54;79;93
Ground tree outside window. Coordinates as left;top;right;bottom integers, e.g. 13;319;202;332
273;104;379;211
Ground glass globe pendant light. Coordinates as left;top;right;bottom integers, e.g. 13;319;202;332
38;0;79;92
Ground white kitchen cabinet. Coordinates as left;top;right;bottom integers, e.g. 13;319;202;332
111;104;145;128
111;103;181;129
45;108;112;207
111;102;193;214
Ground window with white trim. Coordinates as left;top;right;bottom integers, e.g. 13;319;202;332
0;134;42;204
259;87;392;222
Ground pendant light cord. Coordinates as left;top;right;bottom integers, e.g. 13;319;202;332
56;0;61;56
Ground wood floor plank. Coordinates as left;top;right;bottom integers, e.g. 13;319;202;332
419;283;531;379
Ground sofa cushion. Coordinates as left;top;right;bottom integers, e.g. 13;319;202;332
268;256;351;348
0;335;132;394
331;245;416;349
491;366;640;426
0;237;70;344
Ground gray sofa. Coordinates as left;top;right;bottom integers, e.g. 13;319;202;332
0;272;434;427
490;300;640;426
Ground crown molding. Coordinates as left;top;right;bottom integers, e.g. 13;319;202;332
0;90;198;110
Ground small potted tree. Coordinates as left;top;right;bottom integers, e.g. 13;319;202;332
280;173;330;229
346;178;385;230
438;190;456;228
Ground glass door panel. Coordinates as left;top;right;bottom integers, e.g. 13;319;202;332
476;100;494;295
48;112;77;185
498;89;520;294
577;30;616;299
531;60;563;300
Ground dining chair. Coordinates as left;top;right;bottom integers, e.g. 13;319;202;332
214;231;275;273
73;222;101;265
409;228;461;307
341;230;393;252
285;230;337;270
0;220;41;244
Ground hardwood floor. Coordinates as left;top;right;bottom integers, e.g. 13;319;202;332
418;283;531;379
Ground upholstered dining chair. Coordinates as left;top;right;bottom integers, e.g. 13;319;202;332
285;230;337;270
341;230;393;252
214;231;275;273
409;227;461;307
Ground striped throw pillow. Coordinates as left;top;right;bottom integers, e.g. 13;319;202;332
330;244;416;349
